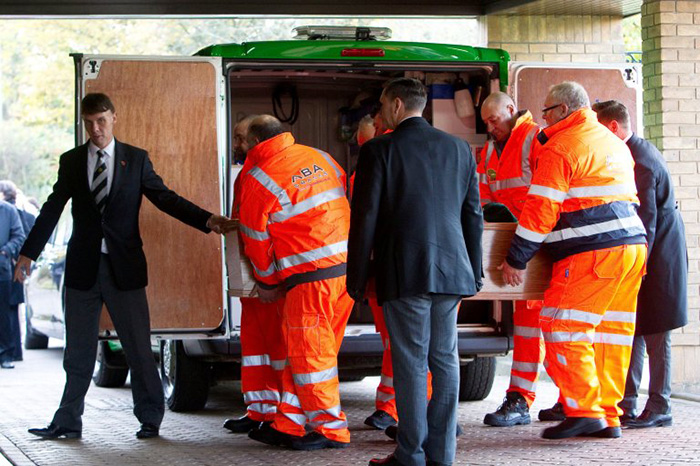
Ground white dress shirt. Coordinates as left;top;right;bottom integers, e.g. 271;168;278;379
87;138;115;254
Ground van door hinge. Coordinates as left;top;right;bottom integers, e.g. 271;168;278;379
83;59;103;79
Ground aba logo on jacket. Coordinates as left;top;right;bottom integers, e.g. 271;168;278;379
292;164;329;189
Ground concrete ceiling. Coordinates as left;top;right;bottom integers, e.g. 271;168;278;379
0;0;643;17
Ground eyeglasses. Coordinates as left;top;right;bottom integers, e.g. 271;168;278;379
541;103;562;115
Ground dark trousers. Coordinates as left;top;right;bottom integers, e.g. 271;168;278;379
619;331;672;415
0;280;16;364
10;304;22;361
52;255;164;431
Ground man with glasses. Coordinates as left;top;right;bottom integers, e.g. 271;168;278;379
500;81;647;439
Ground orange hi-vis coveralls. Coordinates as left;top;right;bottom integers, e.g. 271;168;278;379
505;108;647;428
232;160;286;423
238;132;354;443
477;110;544;407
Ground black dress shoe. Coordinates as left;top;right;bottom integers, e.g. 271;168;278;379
541;417;606;439
385;423;462;441
223;415;264;433
619;411;637;425
538;402;566;422
28;423;81;439
1;361;15;369
248;423;295;447
364;410;398;430
290;431;348;451
578;426;622;438
136;423;159;439
369;454;405;466
624;410;672;429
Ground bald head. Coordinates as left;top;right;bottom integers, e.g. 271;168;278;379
233;114;259;163
480;92;518;143
247;115;285;149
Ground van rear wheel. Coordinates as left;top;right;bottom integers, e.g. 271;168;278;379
458;356;496;401
160;340;210;412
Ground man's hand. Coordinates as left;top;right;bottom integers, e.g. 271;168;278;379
207;214;238;234
253;284;285;304
498;260;525;287
14;255;32;283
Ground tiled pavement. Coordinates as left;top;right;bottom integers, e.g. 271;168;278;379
1;343;699;466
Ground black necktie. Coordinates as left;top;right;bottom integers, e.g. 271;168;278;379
91;150;109;213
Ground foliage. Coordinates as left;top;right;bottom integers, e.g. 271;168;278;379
623;14;641;52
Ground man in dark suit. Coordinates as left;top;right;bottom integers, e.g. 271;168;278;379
0;198;25;369
347;78;483;466
14;93;230;440
593;100;688;429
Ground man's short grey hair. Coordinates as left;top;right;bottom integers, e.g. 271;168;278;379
548;81;590;113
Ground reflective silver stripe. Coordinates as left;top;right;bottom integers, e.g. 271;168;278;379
528;184;568;202
479;174;490;185
271;359;287;371
293;366;338;386
244;390;280;404
540;307;603;326
483;141;496;168
565;397;579;409
308;419;348;430
252;261;277;278
510;375;536;391
490;177;530;192
542;331;593;344
594;332;634;346
556;353;568;366
601;311;636;324
380;374;394;388
519;126;537;183
277;241;347;271
248;166;292;208
313;148;343;181
283;412;307;426
240;224;270;241
511;361;540;373
242;354;271;367
515;225;548;243
544;214;645;243
514;325;542;339
567;183;637;199
376;391;395;403
305;404;342;421
248;403;277;414
281;392;302;408
270;186;346;223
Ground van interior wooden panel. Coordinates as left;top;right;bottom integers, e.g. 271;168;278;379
512;67;639;132
86;60;224;332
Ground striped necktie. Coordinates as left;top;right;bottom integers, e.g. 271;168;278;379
91;149;109;213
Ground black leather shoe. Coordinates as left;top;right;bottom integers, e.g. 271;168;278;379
28;423;81;439
578;426;622;438
248;423;294;447
369;454;405;466
290;431;348;451
136;423;159;439
484;392;531;427
1;361;15;369
542;417;606;439
538;402;566;422
364;410;397;430
624;410;672;429
619;411;637;425
223;415;264;433
385;423;462;441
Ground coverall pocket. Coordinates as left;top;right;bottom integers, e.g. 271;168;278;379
592;249;624;279
286;313;322;357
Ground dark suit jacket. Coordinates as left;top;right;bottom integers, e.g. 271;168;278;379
10;207;35;305
628;134;687;335
21;140;213;291
347;117;483;304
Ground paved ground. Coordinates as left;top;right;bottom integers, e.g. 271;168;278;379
1;341;699;466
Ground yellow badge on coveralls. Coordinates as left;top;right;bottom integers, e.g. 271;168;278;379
487;168;497;181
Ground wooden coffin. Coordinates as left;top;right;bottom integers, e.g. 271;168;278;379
473;222;552;300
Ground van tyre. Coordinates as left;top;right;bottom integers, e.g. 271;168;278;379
160;340;210;412
459;356;496;401
93;341;129;388
24;313;49;350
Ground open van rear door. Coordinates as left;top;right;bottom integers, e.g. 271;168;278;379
74;55;228;336
509;62;642;133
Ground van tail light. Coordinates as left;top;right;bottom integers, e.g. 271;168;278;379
341;48;385;57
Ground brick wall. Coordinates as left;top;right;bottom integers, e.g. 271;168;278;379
487;15;626;63
643;0;700;393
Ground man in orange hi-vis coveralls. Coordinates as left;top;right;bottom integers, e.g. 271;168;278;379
223;115;286;434
500;81;647;440
237;115;353;451
477;92;558;427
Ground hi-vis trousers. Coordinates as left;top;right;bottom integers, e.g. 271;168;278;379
540;244;646;427
508;300;545;406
